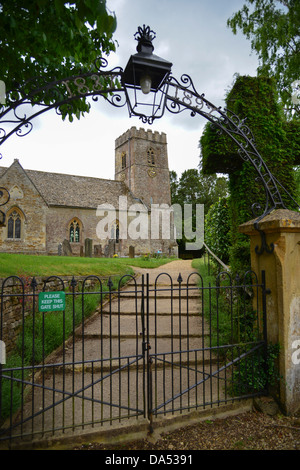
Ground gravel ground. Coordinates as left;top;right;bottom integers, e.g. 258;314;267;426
73;408;300;451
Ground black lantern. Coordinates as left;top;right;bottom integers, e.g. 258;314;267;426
122;25;173;123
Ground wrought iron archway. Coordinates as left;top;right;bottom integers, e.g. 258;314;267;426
0;25;299;253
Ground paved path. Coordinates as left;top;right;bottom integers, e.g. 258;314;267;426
6;260;225;444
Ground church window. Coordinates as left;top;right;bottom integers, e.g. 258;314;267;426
69;219;81;243
147;148;155;166
7;210;22;239
111;221;120;243
121;152;126;169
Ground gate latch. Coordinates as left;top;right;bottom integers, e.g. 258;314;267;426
142;341;151;353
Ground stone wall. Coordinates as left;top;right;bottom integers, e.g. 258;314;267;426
0;160;47;254
239;209;300;415
0;275;106;355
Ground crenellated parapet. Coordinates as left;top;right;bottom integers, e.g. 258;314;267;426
115;126;167;149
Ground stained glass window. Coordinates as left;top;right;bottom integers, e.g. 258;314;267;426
7;210;21;239
69;219;80;243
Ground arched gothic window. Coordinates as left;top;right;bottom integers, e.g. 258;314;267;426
69;219;81;243
111;221;120;243
7;209;22;239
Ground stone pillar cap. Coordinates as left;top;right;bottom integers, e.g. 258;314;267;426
239;209;300;235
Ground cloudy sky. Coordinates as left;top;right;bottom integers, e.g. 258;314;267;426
0;0;259;180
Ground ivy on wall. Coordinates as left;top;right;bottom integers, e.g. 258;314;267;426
205;197;230;264
200;75;300;274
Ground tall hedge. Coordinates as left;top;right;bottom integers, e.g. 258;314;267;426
205;197;230;264
200;76;299;274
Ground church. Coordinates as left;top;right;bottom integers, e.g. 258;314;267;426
0;127;178;258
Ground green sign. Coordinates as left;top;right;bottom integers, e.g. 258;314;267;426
38;291;66;312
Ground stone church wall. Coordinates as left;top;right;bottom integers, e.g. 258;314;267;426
0;161;47;254
46;206;155;257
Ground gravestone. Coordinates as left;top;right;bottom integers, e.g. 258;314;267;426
104;244;109;257
129;246;135;258
84;238;93;258
58;243;62;256
108;240;115;257
94;244;102;257
62;239;72;256
85;238;93;258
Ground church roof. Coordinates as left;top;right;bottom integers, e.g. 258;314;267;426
0;161;142;209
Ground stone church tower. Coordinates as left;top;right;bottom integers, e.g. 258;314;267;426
114;127;171;207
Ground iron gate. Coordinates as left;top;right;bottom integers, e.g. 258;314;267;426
0;269;268;445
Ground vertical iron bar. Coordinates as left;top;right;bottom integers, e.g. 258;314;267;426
141;274;146;418
42;308;45;437
171;277;174;415
261;270;269;394
62;297;66;433
163;352;166;415
0;283;3;431
91;360;94;427
216;279;220;406
187;281;190;411
9;369;13;445
154;277;158;413
21;280;25;437
52;365;55;435
135;277;139;419
71;277;77;431
146;273;153;430
31;277;37;438
209;282;212;407
100;281;104;425
127;356;130;420
201;277;205;408
148;356;153;433
107;277;114;425
195;350;198;409
183;273;191;411
118;279;121;423
81;282;85;429
178;274;182;411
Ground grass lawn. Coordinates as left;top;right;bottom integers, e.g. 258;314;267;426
0;253;177;278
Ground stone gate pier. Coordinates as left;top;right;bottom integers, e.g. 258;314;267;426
240;209;300;415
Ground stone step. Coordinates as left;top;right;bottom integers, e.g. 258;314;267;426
61;336;212;364
81;314;208;337
42;355;220;374
100;298;201;314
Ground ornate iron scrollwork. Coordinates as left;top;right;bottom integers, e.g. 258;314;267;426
0;58;126;147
